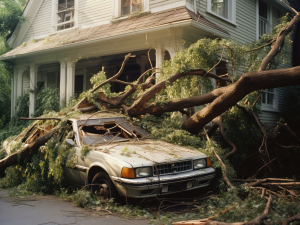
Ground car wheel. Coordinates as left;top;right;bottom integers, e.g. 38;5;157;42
91;172;120;200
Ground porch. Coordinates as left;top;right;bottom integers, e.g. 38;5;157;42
11;47;173;117
5;6;229;117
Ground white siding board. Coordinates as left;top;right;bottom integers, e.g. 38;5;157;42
195;0;257;45
23;72;30;92
150;0;183;8
23;0;52;42
78;0;113;28
259;111;280;127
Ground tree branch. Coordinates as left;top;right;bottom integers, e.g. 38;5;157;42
281;213;300;225
259;13;300;71
182;66;300;134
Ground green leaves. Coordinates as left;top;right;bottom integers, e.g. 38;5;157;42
0;0;26;37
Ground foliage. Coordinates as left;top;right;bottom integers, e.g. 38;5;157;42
80;145;91;160
0;0;28;140
0;88;61;161
34;87;60;117
78;67;119;110
0;12;297;225
0;0;26;37
0;91;30;148
281;86;300;130
0;122;76;193
0;62;13;129
223;92;264;167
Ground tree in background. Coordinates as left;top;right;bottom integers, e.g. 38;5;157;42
0;0;27;129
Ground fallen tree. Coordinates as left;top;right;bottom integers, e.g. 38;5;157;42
73;6;300;139
0;2;299;225
1;0;300;179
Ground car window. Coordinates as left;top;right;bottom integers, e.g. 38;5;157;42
78;118;151;146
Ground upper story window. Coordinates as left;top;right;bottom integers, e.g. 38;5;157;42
57;0;75;31
114;0;149;18
211;0;228;19
121;0;144;16
207;0;236;25
257;0;272;39
52;0;77;32
259;0;268;38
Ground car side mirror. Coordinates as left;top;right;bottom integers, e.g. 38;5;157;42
65;139;77;147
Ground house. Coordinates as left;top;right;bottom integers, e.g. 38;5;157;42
0;0;295;126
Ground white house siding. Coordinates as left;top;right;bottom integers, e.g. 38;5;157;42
259;7;293;127
23;72;30;93
272;7;281;28
22;0;52;43
78;0;113;29
195;0;257;45
150;0;184;11
23;72;47;93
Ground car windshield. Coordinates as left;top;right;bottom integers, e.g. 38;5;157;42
77;117;151;146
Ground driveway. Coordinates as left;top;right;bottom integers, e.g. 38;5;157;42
0;189;150;225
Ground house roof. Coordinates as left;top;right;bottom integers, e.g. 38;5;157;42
0;6;229;60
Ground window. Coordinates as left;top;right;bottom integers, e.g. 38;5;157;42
259;0;268;38
207;0;236;24
261;89;278;111
257;0;272;40
57;0;75;31
114;0;149;18
121;0;144;16
211;0;228;19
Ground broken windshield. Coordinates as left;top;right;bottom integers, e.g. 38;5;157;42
77;117;151;146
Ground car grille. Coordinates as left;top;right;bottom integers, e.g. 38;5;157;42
153;161;193;176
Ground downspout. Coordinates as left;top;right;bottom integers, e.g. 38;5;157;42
194;0;197;13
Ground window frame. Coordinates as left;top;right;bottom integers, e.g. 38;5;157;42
256;0;272;40
261;88;279;112
51;0;79;33
206;0;237;26
114;0;149;18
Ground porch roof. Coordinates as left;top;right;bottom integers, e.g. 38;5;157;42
0;6;229;61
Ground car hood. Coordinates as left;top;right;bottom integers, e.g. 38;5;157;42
92;140;206;167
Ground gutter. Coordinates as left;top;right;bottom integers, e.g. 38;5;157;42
0;19;229;61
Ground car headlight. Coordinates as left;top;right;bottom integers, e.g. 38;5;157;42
135;167;152;178
193;158;206;169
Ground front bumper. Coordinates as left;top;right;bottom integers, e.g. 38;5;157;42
110;167;215;198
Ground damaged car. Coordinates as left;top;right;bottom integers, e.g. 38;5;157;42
6;113;215;200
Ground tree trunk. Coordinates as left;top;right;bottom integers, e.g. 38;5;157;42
0;126;60;172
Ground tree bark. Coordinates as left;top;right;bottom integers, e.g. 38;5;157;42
182;66;300;134
0;126;60;172
281;213;300;225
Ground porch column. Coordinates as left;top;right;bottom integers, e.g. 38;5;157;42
66;59;76;105
155;44;165;78
164;40;186;58
11;67;17;117
59;61;67;106
29;63;39;117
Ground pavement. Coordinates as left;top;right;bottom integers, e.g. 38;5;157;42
0;189;150;225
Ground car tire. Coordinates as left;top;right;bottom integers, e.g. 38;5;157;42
91;172;120;201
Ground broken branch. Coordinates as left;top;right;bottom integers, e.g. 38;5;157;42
20;117;62;121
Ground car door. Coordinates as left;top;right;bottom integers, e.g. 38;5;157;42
63;121;83;185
